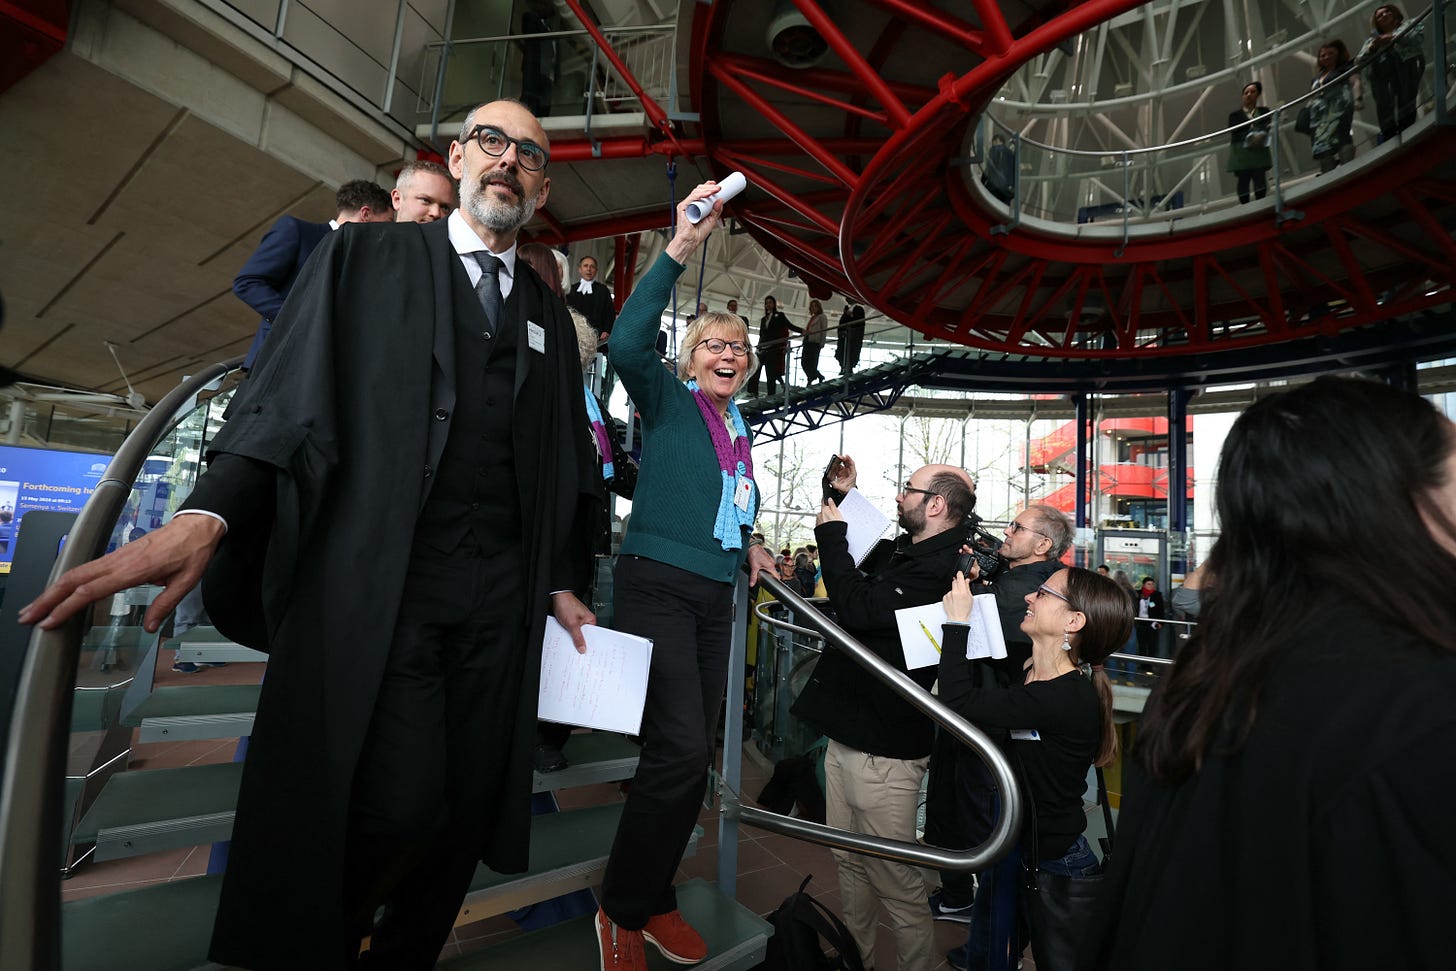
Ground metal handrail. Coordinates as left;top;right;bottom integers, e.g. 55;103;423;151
0;358;240;971
753;596;830;640
728;572;1024;872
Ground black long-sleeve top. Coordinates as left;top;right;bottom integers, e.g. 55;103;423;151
937;623;1099;861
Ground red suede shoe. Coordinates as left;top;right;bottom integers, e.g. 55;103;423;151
643;909;708;964
596;908;648;971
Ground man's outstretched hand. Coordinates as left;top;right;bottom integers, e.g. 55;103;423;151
17;514;227;633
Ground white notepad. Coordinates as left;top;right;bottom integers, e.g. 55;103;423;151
537;618;654;734
894;594;1007;670
835;487;893;566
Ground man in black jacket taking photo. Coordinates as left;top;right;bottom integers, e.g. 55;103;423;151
793;455;975;971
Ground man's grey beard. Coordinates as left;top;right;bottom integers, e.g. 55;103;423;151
462;176;538;234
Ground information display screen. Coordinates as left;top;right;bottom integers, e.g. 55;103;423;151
0;444;111;574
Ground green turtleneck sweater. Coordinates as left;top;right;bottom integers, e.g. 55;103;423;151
607;252;755;583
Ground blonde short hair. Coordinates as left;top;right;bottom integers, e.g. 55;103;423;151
570;308;597;371
676;311;757;384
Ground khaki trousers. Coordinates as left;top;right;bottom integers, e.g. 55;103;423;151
824;739;933;971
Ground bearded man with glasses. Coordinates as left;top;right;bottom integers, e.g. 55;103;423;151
23;98;595;968
793;456;976;971
924;502;1076;968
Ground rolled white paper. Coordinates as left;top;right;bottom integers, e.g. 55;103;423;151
685;171;748;224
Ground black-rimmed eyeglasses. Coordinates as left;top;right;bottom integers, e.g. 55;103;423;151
693;338;749;357
900;483;939;499
1007;520;1048;539
464;125;550;171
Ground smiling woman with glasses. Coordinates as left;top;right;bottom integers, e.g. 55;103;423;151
936;565;1131;971
593;180;776;970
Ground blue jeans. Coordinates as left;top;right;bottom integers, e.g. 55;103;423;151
1038;835;1102;878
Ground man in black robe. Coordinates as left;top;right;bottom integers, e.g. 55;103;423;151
22;99;595;969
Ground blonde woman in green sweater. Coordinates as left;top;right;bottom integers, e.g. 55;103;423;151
595;181;777;971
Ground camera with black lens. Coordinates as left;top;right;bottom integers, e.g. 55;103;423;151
954;512;1005;582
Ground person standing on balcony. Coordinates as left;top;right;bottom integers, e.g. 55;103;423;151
747;295;800;396
1309;39;1362;174
1227;81;1273;203
1359;4;1426;142
801;299;828;382
836;299;866;375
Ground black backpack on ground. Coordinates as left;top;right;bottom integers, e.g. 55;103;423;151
759;874;865;971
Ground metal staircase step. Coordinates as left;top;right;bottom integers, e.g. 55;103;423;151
533;731;640;793
124;684;262;742
71;762;243;861
62;874;224;971
442;878;772;971
456;803;701;927
172;626;268;664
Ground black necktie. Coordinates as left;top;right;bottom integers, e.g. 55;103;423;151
472;252;504;337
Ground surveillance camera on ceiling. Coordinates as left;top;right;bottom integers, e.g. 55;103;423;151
767;8;829;69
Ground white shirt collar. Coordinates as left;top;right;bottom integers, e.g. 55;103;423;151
328;219;340;231
447;209;517;281
576;278;595;294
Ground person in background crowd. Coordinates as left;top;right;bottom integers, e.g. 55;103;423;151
1359;4;1425;142
1133;576;1165;656
595;180;775;971
1169;561;1209;622
836;300;866;375
801;299;829;383
1227;81;1273;203
233;179;394;371
939;566;1130;971
1083;376;1456;969
391;159;457;222
567;254;617;341
1309;39;1361;173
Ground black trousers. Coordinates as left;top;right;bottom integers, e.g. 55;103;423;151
924;732;1000;903
343;542;525;968
601;555;734;928
1371;58;1422;140
1234;169;1267;203
802;342;825;382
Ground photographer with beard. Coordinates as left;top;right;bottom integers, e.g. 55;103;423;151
926;504;1075;970
792;455;975;971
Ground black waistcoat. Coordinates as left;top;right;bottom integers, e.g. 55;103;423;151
413;263;522;555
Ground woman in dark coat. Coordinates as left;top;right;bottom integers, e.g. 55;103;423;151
1081;377;1456;970
1227;81;1272;203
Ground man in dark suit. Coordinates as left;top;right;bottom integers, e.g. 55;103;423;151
391;158;457;224
567;254;617;338
234;179;393;371
22;100;595;970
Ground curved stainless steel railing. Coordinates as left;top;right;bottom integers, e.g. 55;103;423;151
0;359;241;971
730;572;1024;872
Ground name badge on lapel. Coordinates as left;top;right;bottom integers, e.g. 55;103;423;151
1009;728;1041;742
527;321;546;354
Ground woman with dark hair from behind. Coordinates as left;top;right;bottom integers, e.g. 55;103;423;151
1082;376;1456;970
938;566;1131;971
